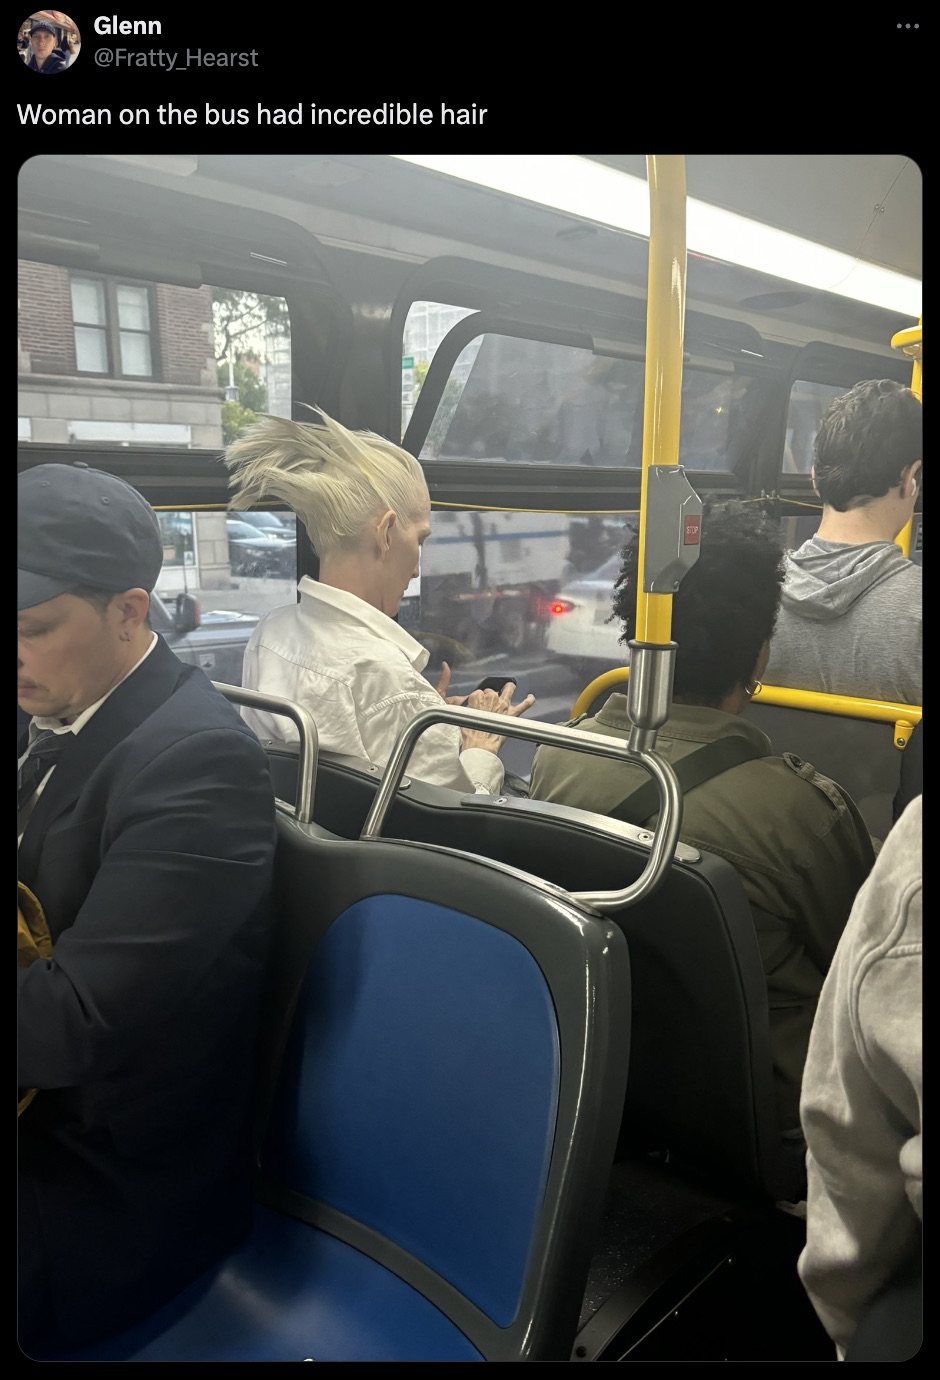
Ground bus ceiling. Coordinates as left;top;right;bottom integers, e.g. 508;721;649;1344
18;155;920;354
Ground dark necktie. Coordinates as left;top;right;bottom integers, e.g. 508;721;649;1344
17;729;73;835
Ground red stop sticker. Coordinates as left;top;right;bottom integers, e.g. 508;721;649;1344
683;515;702;546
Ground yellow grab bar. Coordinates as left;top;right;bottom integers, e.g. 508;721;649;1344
891;320;922;401
570;666;921;747
891;317;922;558
571;667;635;720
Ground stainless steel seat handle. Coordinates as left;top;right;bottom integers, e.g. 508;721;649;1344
360;705;682;914
213;683;319;826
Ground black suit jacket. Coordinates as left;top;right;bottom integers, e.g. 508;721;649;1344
18;636;277;1350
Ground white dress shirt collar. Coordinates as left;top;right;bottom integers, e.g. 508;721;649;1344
28;631;159;744
297;576;429;673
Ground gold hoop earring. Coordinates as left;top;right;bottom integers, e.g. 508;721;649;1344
745;679;762;698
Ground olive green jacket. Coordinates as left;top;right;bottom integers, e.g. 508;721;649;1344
529;695;876;1131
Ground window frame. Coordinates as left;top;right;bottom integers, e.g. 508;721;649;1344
772;341;914;510
70;273;161;382
403;311;779;503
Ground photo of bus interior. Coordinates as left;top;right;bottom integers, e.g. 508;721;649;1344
18;153;922;1361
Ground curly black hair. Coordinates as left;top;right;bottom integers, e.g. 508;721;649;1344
813;379;922;511
611;498;785;707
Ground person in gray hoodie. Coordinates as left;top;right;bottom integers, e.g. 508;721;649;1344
765;379;922;705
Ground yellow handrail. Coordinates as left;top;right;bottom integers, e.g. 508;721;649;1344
570;666;921;747
891;319;922;401
570;667;634;719
891;317;922;557
635;156;687;645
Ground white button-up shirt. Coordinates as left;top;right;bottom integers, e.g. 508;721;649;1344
241;577;504;795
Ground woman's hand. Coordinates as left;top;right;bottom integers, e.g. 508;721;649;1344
459;680;536;754
435;661;467;706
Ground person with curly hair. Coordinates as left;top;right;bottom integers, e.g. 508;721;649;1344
529;499;876;1134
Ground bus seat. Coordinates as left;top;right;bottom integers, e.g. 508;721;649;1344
893;719;922;824
564;674;913;844
741;700;906;841
611;841;798;1201
263;741;799;1204
46;819;631;1362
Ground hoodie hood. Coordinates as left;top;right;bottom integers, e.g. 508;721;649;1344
780;538;915;622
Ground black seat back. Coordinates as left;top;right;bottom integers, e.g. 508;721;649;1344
47;810;632;1362
260;817;633;1360
265;741;797;1201
741;701;909;841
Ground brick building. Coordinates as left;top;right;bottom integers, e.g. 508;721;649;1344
18;262;232;589
18;261;223;447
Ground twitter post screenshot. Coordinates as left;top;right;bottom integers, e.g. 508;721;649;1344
13;7;924;1368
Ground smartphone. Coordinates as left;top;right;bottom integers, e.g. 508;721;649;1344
475;676;518;694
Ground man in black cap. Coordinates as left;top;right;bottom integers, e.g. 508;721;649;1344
17;463;277;1354
24;21;69;73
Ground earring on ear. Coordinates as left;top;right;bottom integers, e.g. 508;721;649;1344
119;631;131;642
745;679;762;698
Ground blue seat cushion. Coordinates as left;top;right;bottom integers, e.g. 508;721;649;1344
39;1204;484;1362
265;895;561;1325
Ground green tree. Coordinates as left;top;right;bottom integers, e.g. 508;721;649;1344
212;290;286;445
217;355;269;413
217;354;271;445
212;289;289;364
220;399;261;447
414;357;430;401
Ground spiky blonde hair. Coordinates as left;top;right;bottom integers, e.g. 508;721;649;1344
224;406;428;557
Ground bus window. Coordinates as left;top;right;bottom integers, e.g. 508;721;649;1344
680;371;751;471
157;511;196;570
401;301;476;436
17;267;290;451
782;380;844;475
779;513;822;552
399;507;636;780
419;337;643;466
417;332;764;473
151;507;297;686
214;289;292;441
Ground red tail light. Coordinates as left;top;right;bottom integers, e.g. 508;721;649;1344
549;599;575;615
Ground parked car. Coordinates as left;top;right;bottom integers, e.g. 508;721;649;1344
238;510;296;537
150;591;259;686
226;518;297;578
544;554;628;677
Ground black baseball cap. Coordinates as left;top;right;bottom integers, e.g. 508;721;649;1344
29;22;57;35
18;462;164;612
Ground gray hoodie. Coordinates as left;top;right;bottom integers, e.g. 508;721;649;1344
765;537;921;704
798;795;922;1357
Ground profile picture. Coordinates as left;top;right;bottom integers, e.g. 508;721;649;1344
18;10;80;72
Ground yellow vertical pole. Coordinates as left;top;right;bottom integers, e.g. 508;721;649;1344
635;157;687;645
891;319;922;557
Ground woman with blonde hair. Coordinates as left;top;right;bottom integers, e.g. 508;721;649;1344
225;407;534;793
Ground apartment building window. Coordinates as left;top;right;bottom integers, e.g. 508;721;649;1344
70;276;156;378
